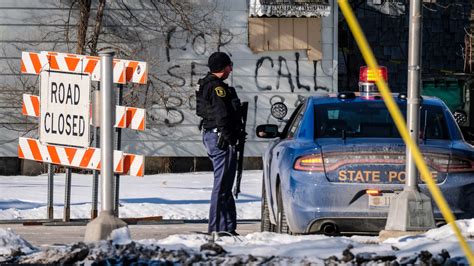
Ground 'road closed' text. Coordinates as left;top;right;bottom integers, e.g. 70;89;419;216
40;71;90;147
43;113;85;136
50;82;81;104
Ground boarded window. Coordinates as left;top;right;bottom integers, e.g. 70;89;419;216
250;0;330;17
248;17;322;61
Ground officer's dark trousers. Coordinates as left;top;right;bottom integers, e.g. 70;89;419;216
202;131;237;233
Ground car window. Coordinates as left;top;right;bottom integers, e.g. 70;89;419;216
288;111;304;138
420;106;449;140
314;102;449;139
281;103;304;139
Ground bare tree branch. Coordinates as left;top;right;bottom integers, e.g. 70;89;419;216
2;0;221;139
65;0;78;52
89;0;106;55
76;0;91;54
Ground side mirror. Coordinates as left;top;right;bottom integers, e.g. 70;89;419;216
460;126;474;144
271;102;288;120
256;124;280;138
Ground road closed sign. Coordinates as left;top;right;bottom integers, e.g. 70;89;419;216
40;71;91;148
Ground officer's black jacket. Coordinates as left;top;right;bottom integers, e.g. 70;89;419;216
196;73;243;143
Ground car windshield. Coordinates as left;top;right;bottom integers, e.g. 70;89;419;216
314;102;449;139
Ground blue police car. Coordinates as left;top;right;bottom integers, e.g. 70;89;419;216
256;67;474;235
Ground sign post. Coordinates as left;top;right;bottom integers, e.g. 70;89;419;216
84;51;127;242
91;108;100;219
47;163;54;220
114;84;124;216
92;86;101;219
100;51;115;214
64;168;72;222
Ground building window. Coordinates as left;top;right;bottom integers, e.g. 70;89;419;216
248;0;329;60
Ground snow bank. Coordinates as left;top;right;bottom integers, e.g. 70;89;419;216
0;228;35;257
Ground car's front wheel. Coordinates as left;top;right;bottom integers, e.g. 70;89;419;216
261;179;275;232
276;186;291;234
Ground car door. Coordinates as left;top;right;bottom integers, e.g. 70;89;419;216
267;102;305;223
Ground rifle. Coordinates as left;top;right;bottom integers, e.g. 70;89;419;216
233;101;249;199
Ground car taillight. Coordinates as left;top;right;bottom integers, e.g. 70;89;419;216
294;154;324;171
448;157;474;173
426;155;474;173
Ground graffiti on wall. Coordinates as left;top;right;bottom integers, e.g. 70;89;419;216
145;26;331;137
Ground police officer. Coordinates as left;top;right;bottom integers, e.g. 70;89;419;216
196;52;243;235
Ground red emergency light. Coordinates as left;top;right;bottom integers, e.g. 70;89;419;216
359;66;388;84
358;66;388;96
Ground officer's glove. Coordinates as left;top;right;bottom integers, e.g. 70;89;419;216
218;129;237;148
239;131;248;140
216;133;229;150
236;131;247;147
229;137;238;146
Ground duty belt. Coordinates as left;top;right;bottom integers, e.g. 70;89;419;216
203;128;218;133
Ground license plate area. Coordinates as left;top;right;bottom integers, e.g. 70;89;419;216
368;193;395;208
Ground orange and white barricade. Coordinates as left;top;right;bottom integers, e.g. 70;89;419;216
123;153;145;177
21;51;147;85
19;50;147;177
23;94;146;131
18;137;124;173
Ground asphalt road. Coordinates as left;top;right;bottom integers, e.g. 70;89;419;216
1;220;260;246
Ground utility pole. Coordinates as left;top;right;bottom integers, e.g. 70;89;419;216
84;51;127;242
384;0;435;232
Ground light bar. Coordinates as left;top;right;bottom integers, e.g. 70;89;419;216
359;66;388;84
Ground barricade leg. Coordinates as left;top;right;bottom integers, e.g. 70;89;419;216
47;163;54;220
64;168;72;222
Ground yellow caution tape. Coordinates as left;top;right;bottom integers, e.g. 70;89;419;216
338;0;474;263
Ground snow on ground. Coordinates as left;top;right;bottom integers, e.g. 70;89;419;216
150;220;473;264
0;221;473;264
0;170;473;264
0;170;262;220
0;228;35;256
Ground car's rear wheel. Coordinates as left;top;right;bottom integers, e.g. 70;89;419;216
261;179;275;232
276;186;291;234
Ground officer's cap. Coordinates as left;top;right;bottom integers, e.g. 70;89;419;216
208;52;232;73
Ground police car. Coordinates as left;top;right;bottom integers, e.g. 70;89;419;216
256;66;474;235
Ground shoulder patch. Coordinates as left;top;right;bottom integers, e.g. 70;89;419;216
214;86;226;97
